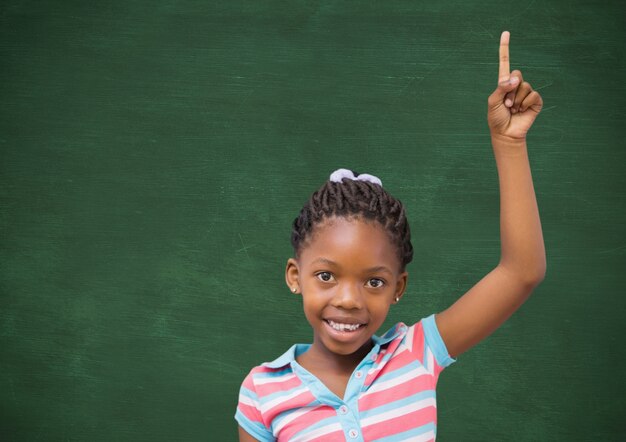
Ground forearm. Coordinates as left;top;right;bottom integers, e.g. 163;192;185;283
491;135;546;284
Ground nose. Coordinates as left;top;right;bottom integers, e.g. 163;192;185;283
330;282;364;310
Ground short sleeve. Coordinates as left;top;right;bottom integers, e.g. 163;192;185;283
422;313;457;371
234;371;274;441
405;314;456;380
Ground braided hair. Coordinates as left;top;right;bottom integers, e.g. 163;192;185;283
290;170;413;272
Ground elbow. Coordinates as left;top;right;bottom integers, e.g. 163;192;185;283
500;258;546;289
524;260;547;288
533;253;547;285
529;268;546;288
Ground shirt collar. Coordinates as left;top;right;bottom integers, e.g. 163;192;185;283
261;322;406;369
262;343;307;369
372;322;406;346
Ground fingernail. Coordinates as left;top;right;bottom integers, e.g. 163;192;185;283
510;77;519;84
505;99;513;107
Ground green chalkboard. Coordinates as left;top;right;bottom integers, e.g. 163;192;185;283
1;1;624;441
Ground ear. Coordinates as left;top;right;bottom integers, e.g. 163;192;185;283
285;258;301;294
394;271;408;303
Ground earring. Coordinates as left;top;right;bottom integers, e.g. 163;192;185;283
292;287;297;293
395;296;400;302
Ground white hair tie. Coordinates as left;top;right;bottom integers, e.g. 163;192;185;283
329;168;383;187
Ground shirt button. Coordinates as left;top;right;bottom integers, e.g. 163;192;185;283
338;405;348;415
348;429;359;438
354;370;363;379
370;353;377;361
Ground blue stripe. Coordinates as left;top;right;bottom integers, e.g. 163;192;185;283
290;415;339;440
292;361;342;406
372;358;424;386
253;366;293;380
234;409;274;442
260;383;306;405
239;386;258;401
374;322;402;344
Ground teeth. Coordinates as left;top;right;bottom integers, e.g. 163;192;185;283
327;320;363;332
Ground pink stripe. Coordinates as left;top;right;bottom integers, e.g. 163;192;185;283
359;374;433;411
362;406;436;440
265;390;318;422
238;402;263;425
409;322;426;358
365;348;418;386
242;373;256;390
256;375;302;397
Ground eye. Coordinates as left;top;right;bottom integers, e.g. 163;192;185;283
316;272;335;283
366;278;385;289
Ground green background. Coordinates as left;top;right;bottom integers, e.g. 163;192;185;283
1;1;624;440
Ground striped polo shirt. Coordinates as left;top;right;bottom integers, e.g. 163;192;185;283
235;314;456;441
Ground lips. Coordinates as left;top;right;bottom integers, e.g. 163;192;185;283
324;317;367;325
323;316;368;336
326;319;365;332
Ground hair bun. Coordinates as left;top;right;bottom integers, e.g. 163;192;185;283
329;168;383;187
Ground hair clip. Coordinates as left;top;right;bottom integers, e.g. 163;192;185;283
329;168;383;187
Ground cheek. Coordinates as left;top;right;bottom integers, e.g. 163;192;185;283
369;299;393;320
301;297;323;322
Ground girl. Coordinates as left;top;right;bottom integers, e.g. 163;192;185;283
235;31;545;441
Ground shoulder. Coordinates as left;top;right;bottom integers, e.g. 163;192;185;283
237;343;303;396
235;345;301;441
382;315;456;370
407;314;457;369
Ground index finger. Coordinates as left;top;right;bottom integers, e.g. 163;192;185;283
499;31;510;81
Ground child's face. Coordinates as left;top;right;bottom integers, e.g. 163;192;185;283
286;216;408;358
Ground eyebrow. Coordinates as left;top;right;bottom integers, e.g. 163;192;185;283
311;258;393;274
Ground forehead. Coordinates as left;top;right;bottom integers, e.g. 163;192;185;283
300;216;400;270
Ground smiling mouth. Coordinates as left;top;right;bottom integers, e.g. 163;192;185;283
324;319;366;332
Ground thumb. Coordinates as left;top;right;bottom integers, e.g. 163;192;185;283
490;76;520;103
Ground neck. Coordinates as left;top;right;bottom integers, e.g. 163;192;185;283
306;338;374;374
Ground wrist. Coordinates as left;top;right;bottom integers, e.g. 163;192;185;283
490;133;528;155
490;132;526;145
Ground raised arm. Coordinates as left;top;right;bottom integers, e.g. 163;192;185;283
436;31;546;358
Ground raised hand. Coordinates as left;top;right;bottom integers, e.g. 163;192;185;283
487;31;543;141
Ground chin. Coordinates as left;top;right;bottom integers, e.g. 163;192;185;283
325;337;372;356
328;345;361;356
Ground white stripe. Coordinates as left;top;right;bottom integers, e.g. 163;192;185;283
273;405;323;435
404;325;415;350
291;423;343;442
255;373;297;385
261;387;308;414
367;344;410;377
361;397;436;427
396;342;410;355
361;365;429;396
238;393;260;409
401;429;436;442
425;347;435;375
